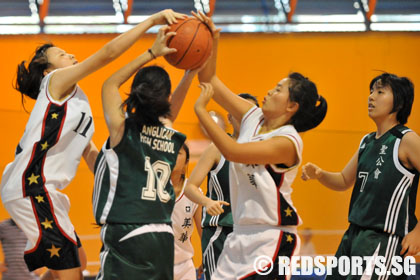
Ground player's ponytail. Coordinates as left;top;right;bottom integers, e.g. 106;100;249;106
15;44;53;105
288;72;327;132
123;66;171;126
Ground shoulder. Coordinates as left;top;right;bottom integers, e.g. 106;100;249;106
400;129;420;149
241;106;262;126
272;125;302;148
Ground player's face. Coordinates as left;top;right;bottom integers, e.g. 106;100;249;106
45;47;78;70
368;81;395;121
262;78;292;117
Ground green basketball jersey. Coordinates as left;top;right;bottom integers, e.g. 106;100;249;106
93;118;186;225
202;155;233;227
349;125;419;237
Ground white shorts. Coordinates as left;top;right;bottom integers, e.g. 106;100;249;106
174;258;196;280
212;225;300;280
4;190;77;250
4;190;80;270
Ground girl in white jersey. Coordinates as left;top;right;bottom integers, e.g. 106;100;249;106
171;144;203;280
193;11;328;280
0;9;186;280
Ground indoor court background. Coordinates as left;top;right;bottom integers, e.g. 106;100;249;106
0;1;420;277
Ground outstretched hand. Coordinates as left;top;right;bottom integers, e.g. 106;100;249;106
191;10;222;39
204;199;230;216
301;162;323;181
195;83;214;111
151;9;187;25
150;26;177;58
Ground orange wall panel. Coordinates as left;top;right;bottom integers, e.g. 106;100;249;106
0;32;419;273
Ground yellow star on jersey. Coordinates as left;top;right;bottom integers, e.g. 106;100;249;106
35;195;44;203
27;173;40;185
40;141;49;151
286;234;294;243
284;207;293;217
41;218;53;229
51;113;59;119
47;244;61;258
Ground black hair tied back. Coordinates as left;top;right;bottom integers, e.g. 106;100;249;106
288;72;328;132
15;43;53;102
123;66;172;126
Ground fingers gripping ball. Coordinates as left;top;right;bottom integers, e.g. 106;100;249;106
164;17;213;70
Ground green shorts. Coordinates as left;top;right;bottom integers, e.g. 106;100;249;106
97;223;174;280
326;224;407;280
201;226;233;280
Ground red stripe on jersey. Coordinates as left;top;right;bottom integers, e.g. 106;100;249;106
45;82;78;105
21;103;52;197
242;107;258;124
253;118;264;137
45;191;77;245
284;133;300;152
24;197;43;254
176;193;185;203
55;102;67;142
277;174;285;226
239;231;283;279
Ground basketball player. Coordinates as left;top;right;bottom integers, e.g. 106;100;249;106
92;24;204;279
171;144;203;280
185;93;259;280
193;11;328;279
302;73;420;279
0;8;186;280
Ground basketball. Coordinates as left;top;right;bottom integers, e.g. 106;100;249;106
164;17;213;70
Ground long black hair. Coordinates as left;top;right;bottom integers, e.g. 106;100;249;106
123;66;172;126
15;43;54;105
369;73;414;125
288;72;327;132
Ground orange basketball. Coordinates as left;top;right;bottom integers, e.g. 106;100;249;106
164;17;213;70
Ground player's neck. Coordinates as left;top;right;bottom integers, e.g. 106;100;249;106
374;117;399;139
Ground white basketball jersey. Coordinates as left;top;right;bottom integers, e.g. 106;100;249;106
1;70;94;203
230;106;303;227
172;180;200;264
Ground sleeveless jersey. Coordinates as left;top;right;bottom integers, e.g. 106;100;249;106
202;155;233;228
230;106;303;227
93;119;186;225
172;180;200;264
349;125;419;237
1;70;94;203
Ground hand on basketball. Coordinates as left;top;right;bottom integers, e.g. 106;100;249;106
191;10;222;38
151;9;187;25
195;83;214;110
301;162;323;181
204;198;229;216
400;227;420;257
150;26;177;58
